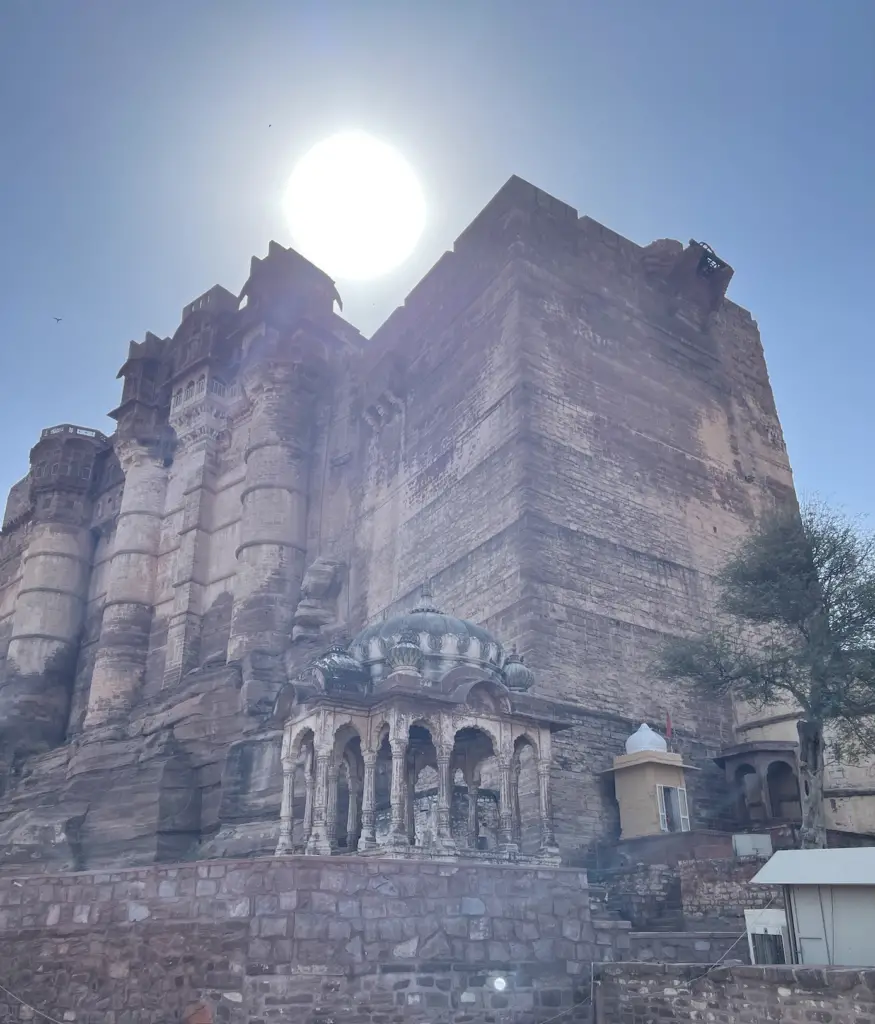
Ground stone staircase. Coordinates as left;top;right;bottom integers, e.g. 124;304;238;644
588;884;633;961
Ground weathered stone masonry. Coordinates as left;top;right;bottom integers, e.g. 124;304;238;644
597;963;875;1024
0;171;869;877
0;857;597;1024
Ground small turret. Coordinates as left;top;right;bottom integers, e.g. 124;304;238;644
110;332;171;450
28;424;108;526
238;241;342;330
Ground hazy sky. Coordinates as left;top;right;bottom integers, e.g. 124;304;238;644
1;1;873;515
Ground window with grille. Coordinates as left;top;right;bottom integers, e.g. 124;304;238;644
657;785;691;833
751;932;787;965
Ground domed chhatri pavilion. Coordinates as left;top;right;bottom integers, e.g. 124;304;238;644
272;583;567;863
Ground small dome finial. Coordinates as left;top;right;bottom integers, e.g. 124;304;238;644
503;646;534;691
410;578;440;614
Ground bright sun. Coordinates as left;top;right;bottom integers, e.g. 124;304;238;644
283;131;426;282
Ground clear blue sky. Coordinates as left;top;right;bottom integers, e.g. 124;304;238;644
1;1;873;516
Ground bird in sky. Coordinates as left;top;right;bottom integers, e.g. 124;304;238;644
53;317;62;323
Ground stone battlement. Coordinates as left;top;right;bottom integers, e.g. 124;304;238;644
38;423;108;442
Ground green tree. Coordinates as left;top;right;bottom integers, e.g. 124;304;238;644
656;501;875;849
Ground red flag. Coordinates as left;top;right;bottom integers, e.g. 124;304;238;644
665;712;673;741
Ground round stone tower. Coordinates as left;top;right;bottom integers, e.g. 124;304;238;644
226;328;329;660
84;438;169;727
1;424;106;756
84;332;171;729
226;242;341;662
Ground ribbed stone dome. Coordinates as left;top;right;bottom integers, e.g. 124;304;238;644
350;583;504;676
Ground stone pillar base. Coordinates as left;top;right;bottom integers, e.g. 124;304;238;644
537;844;562;865
305;830;333;856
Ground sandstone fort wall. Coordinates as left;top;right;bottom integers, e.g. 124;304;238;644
0;175;872;866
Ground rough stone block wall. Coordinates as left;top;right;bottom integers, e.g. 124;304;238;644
627;931;751;965
679;857;779;927
594;856;777;932
597;964;875;1024
592;863;682;930
0;857;597;1024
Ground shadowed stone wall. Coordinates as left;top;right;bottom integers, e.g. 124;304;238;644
0;856;598;1024
593;855;777;932
679;856;779;927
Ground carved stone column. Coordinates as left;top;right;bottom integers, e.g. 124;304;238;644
346;765;361;851
389;737;409;848
435;743;455;852
325;762;340;852
497;756;517;852
466;767;480;849
302;751;314;848
538;759;558;855
360;750;378;851
512;756;522;848
306;750;333;855
406;756;417;847
757;764;774;819
276;758;295;855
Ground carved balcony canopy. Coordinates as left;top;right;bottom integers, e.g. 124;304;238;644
271;583;571;864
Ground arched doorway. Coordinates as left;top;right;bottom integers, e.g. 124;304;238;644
734;763;765;823
451;726;498;850
333;730;363;852
405;722;438;849
767;760;801;820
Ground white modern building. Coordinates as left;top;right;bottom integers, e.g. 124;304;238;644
750;848;875;966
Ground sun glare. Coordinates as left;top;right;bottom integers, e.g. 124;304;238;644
283;131;426;282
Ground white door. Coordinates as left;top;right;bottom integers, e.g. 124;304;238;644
790;887;831;965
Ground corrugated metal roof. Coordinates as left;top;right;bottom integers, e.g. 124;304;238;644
751;848;875;887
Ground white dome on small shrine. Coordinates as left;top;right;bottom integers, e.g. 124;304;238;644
625;723;667;755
